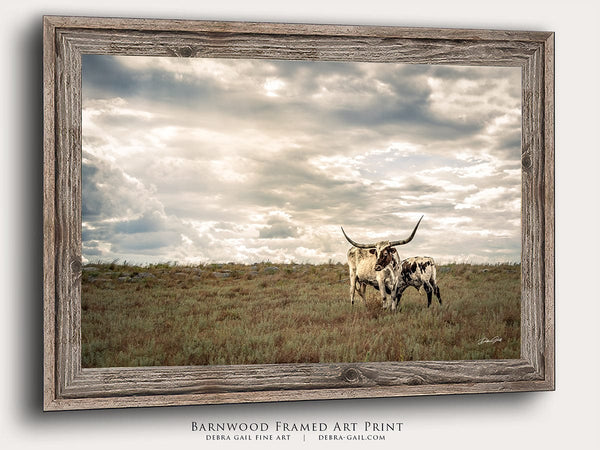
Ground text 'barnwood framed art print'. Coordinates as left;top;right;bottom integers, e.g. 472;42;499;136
43;15;554;411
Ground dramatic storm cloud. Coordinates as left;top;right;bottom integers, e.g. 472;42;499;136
81;55;521;265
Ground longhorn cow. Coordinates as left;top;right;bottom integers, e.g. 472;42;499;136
341;216;423;309
393;256;442;310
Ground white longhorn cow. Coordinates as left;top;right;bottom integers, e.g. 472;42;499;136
341;216;423;309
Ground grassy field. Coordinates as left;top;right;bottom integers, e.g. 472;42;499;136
81;261;521;367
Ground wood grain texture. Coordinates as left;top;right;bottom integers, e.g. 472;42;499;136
45;379;553;411
54;27;83;398
60;359;539;398
42;16;555;411
521;46;545;376
543;33;555;389
57;28;540;66
42;15;554;42
42;16;57;411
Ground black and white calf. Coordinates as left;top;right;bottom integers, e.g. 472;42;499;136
391;256;442;311
341;216;423;309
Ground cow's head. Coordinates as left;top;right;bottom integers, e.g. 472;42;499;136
372;242;397;271
341;216;423;271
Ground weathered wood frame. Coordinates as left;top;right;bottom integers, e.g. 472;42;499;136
43;15;555;411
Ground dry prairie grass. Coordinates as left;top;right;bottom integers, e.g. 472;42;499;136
81;262;520;367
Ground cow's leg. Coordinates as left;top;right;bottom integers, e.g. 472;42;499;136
350;274;367;305
378;279;391;309
423;283;433;307
433;282;442;305
349;275;358;305
393;285;408;311
381;293;390;309
357;283;367;303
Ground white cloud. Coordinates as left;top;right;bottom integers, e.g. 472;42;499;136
263;77;286;97
81;56;522;265
427;66;521;125
309;154;363;181
455;187;512;210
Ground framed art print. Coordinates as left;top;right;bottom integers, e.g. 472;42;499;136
43;16;554;410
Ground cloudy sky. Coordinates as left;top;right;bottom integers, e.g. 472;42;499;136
81;55;521;265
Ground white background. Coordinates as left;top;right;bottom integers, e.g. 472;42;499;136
1;1;598;449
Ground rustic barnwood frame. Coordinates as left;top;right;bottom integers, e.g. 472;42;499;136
43;15;554;411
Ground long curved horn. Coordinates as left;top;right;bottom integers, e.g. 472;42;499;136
340;226;376;249
389;215;424;246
